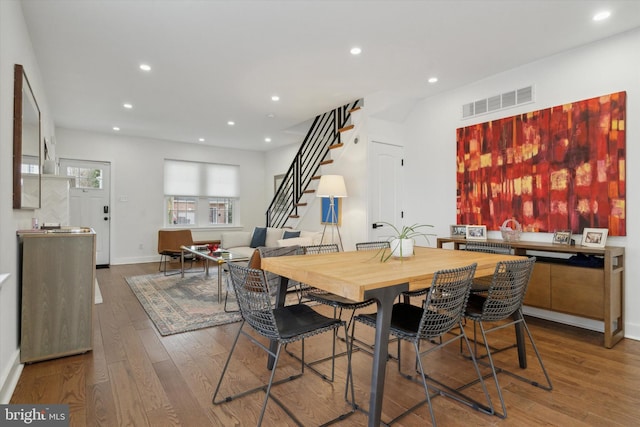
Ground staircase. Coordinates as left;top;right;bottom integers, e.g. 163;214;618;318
266;100;362;228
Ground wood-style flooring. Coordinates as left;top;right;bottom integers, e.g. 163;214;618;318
10;262;640;426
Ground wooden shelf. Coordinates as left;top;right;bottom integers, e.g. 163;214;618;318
437;237;625;348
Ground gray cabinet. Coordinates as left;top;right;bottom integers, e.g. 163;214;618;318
18;229;96;363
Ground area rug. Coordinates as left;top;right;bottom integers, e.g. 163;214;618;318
126;272;242;336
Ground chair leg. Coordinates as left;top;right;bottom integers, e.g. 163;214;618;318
477;321;508;418
415;342;438;426
284;305;347;383
500;318;553;391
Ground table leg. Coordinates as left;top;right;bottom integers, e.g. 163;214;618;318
267;275;290;370
363;283;408;427
217;262;222;304
514;310;527;369
180;250;185;278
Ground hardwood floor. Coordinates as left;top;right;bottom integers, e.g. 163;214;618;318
10;262;640;426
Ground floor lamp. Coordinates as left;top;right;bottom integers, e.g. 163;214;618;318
317;175;347;251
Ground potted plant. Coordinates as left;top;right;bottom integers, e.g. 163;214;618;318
377;222;435;261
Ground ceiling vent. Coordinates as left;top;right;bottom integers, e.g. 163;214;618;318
462;85;535;119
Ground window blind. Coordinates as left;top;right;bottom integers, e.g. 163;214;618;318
164;160;239;197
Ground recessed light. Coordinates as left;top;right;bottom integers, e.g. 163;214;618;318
265;137;272;143
227;121;235;126
266;113;276;118
112;126;120;131
123;103;133;109
350;47;362;55
593;10;611;21
428;77;438;84
198;138;205;142
271;95;280;102
139;64;151;71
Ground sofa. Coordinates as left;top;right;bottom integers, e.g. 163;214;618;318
220;227;323;258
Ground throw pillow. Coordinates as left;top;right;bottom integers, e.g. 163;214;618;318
283;230;301;239
250;227;267;248
277;237;312;247
248;249;262;269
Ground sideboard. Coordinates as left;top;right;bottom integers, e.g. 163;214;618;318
436;237;624;348
18;228;96;363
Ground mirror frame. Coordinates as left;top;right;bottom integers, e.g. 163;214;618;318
13;64;41;209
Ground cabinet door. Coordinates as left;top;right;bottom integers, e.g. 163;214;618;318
524;263;551;308
21;234;95;363
551;264;604;320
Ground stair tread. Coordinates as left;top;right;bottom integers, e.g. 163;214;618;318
348;106;362;114
303;189;316;194
289;215;300;219
311;176;321;180
319;159;333;165
295;203;308;207
329;143;344;150
338;124;355;133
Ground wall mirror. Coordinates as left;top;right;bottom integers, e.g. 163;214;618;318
13;64;41;209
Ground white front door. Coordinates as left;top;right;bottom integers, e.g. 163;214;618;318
59;158;111;266
369;141;404;242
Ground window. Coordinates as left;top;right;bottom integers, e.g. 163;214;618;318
164;160;239;227
65;165;103;189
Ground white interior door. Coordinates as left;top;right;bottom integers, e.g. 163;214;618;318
59;158;111;266
369;141;404;241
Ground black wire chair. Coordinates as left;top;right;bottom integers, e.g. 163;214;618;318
213;263;355;426
462;257;552;418
463;241;513;293
352;263;494;426
286;244;376;382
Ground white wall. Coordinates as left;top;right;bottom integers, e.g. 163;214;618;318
55;128;267;264
402;29;639;339
0;0;56;402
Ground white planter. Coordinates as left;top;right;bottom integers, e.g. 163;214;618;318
390;238;414;258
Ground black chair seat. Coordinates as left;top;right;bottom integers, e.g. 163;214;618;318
357;303;452;338
306;291;375;310
274;304;342;340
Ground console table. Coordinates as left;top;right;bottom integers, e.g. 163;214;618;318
437;237;625;348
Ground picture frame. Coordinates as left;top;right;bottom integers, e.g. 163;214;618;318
581;228;608;248
466;225;487;241
320;197;341;225
450;224;467;239
552;230;572;245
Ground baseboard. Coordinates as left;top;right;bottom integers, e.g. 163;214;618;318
0;349;23;404
111;255;160;265
523;306;604;333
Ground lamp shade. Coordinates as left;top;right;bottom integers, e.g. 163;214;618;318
316;175;348;198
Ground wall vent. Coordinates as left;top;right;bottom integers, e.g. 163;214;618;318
462;85;535;119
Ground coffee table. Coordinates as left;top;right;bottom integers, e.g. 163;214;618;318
180;245;249;302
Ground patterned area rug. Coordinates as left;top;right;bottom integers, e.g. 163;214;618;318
126;272;242;336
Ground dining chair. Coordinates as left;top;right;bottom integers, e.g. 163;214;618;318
464;241;513;292
223;245;303;312
351;262;493;426
286;243;376;382
213;263;355;426
462;256;552;418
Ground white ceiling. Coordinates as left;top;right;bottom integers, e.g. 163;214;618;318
21;0;640;152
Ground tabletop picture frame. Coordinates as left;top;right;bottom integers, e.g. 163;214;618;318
552;230;572;245
581;228;608;248
450;224;467;239
466;225;487;241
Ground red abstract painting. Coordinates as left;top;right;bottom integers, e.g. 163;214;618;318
456;91;626;236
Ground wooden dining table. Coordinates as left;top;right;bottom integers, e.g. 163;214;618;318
262;245;526;427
